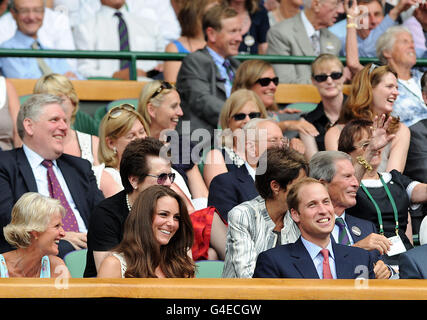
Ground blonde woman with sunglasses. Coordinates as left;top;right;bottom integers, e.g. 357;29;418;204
98;104;149;189
138;80;208;211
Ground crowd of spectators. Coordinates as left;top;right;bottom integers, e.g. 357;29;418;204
0;0;426;281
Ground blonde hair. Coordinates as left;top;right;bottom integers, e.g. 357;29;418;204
137;80;176;127
3;192;65;249
231;59;279;111
98;104;149;168
33;73;79;125
219;89;268;147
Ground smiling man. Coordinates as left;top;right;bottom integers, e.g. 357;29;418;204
253;177;375;279
0;0;80;79
309;151;393;279
176;3;242;137
0;94;104;257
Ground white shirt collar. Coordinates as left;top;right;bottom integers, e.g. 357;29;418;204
300;10;319;39
244;161;256;181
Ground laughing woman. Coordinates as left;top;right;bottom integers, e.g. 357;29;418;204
97;185;195;278
324;64;410;172
1;193;70;278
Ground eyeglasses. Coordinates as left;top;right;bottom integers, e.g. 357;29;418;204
232;112;261;121
369;63;379;74
354;141;370;151
150;81;173;100
107;104;136;120
13;6;45;15
313;72;343;83
255;77;279;87
145;172;176;185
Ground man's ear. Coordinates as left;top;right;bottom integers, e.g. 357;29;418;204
22;118;34;137
290;208;300;224
205;26;217;43
270;180;281;196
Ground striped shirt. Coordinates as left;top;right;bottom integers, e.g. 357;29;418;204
222;196;301;278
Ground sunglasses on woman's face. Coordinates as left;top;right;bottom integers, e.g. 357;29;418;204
232;112;261;121
255;77;279;87
313;72;343;83
145;172;176;185
107;104;136;120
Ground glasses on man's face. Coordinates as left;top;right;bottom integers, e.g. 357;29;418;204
13;6;45;16
232;112;261;121
313;72;343;83
150;81;173;100
145;172;176;185
107;104;136;120
255;77;279;87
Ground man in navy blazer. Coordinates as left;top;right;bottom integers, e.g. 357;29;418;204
399;245;427;279
208;119;286;221
0;94;104;256
309;151;393;279
253;178;375;279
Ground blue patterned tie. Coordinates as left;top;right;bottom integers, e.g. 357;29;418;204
335;217;351;246
223;59;234;83
114;11;130;70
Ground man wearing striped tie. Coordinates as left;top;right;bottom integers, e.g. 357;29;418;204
73;0;165;80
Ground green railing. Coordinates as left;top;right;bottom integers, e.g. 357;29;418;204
1;48;426;81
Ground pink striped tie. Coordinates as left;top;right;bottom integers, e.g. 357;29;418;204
41;160;79;232
320;249;333;279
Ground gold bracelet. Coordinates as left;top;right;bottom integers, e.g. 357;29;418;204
347;14;354;19
346;23;357;28
356;156;373;171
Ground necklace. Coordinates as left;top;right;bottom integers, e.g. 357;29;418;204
125;193;132;211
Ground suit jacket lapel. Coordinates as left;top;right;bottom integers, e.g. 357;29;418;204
332;242;352;279
202;47;227;97
16;148;38;192
293;14;315;56
291;238;320;279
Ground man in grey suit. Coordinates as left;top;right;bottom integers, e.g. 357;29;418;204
267;0;343;84
176;4;241;137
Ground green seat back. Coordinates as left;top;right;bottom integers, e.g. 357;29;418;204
64;249;87;278
195;260;224;278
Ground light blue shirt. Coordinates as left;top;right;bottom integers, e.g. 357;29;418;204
206;46;232;98
301;236;337;279
331;212;354;245
329;15;396;57
0;30;82;79
23;144;87;232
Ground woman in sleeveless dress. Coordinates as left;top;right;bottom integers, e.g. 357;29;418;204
97;185;195;278
1;192;70;278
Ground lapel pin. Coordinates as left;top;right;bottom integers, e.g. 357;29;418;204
351;226;361;237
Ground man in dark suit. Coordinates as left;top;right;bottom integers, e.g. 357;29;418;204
176;3;241;136
399;245;427;279
0;94;104;257
309;150;392;279
208;119;286;221
253;178;375;279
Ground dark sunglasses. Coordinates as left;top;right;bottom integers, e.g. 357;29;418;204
107;104;136;120
313;72;343;83
150;81;173;100
145;172;175;185
255;77;279;87
232;112;261;121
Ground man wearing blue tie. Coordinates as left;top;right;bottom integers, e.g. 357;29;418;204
253;177;375;279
